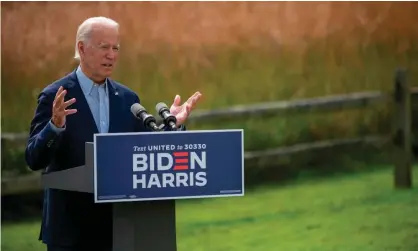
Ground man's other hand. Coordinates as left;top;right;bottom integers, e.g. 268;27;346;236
170;91;202;126
51;86;77;128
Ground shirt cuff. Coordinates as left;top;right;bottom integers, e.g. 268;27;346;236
48;120;66;134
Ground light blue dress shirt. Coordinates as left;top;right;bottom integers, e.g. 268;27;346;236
49;66;109;133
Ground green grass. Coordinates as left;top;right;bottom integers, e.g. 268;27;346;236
3;166;418;251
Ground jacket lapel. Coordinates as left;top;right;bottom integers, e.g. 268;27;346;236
107;79;122;133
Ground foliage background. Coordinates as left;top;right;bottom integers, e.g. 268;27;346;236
2;1;418;179
3;3;418;251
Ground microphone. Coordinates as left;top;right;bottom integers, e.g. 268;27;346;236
155;102;177;130
130;103;160;131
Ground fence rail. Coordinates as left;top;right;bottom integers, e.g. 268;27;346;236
188;91;390;122
1;132;27;141
1;135;389;196
1;91;389;142
1;69;415;195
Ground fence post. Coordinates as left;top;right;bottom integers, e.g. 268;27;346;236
393;68;412;189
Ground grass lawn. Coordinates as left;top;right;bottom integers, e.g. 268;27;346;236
2;166;418;251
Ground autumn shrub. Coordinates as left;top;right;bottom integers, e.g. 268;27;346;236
2;1;418;179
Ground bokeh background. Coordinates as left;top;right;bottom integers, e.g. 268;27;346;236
2;1;418;251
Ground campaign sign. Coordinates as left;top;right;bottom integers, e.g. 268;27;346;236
93;129;244;203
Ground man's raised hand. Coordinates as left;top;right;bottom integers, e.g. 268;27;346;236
170;91;202;126
51;86;77;128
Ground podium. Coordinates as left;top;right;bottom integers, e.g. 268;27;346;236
41;130;244;251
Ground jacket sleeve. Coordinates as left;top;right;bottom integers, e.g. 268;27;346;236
25;90;65;171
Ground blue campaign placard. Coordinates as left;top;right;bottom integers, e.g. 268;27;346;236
93;129;244;203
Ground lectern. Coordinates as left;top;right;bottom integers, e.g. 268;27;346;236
41;129;244;251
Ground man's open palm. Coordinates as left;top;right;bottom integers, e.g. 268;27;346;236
170;91;202;126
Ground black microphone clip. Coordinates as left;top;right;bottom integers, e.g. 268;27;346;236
130;103;160;131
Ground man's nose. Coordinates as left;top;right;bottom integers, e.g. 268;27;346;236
105;51;116;60
105;48;118;59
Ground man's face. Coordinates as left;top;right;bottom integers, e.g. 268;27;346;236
79;24;120;82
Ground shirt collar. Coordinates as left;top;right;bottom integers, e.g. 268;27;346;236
76;66;108;96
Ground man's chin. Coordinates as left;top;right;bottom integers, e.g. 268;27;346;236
102;70;113;78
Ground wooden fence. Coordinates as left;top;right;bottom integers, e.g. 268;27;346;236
1;69;416;196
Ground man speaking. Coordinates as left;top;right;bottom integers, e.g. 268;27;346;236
25;16;202;251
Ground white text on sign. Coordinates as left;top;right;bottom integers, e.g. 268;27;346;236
132;151;207;189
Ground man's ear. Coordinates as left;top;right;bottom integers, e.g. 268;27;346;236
78;41;85;57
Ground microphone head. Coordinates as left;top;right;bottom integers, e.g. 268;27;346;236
155;102;169;114
131;103;146;116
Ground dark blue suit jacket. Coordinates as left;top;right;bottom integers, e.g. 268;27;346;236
25;70;180;247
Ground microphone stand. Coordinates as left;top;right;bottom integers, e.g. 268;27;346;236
157;123;166;131
144;120;162;132
158;123;182;131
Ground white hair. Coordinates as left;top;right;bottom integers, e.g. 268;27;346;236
74;16;119;60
